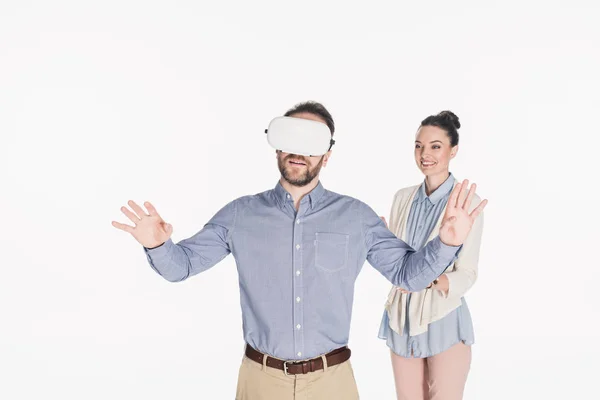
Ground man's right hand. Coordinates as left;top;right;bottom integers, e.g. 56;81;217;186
112;200;173;248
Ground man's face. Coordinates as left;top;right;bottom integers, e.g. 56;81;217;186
276;112;331;187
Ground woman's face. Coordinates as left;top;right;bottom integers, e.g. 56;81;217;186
414;125;457;177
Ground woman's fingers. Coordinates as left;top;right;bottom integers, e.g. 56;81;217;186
380;216;388;227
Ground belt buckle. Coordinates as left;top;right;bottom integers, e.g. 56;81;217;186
283;359;301;376
283;361;290;376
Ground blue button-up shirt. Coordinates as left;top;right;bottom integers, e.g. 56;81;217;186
145;181;458;360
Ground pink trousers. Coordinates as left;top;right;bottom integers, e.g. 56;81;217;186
390;342;472;400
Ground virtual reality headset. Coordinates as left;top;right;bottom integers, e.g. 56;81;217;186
265;116;335;157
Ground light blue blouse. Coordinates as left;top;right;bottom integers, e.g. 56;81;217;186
378;174;475;358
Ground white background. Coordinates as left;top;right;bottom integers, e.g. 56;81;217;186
1;1;599;399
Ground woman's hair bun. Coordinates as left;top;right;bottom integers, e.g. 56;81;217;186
420;110;460;146
437;111;460;130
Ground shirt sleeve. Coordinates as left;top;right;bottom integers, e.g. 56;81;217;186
144;200;237;282
361;201;459;291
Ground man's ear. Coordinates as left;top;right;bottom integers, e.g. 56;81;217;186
322;150;332;167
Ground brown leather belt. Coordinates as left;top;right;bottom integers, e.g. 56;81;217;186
245;345;351;375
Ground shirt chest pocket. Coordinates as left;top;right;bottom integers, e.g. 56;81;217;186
314;232;349;272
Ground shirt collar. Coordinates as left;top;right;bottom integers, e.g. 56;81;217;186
274;180;325;209
415;173;455;205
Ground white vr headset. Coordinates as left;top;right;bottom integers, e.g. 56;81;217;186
265;116;335;157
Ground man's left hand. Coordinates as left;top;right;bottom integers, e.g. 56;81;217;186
439;179;487;247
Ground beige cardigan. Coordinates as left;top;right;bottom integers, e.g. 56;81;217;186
384;180;484;336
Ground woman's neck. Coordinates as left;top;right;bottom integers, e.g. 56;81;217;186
424;171;450;196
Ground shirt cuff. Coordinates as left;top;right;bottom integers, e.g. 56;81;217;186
432;236;461;261
144;238;174;262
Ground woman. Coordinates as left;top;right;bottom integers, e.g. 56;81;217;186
378;111;484;400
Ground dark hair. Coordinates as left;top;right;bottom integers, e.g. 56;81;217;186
284;101;335;136
420;110;460;146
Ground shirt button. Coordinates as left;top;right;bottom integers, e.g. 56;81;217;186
296;219;300;224
296;244;300;250
296;270;301;276
296;324;301;330
296;297;301;302
287;194;291;199
297;352;302;357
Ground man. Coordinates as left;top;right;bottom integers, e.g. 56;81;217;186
112;101;487;399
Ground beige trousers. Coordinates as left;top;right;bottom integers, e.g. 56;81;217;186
235;355;360;400
390;342;472;400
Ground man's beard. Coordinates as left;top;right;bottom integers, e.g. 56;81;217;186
278;153;324;187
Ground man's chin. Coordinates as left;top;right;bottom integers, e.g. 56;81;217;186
279;164;320;187
283;176;312;187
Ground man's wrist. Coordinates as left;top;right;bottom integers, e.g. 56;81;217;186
144;239;173;261
145;242;165;250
